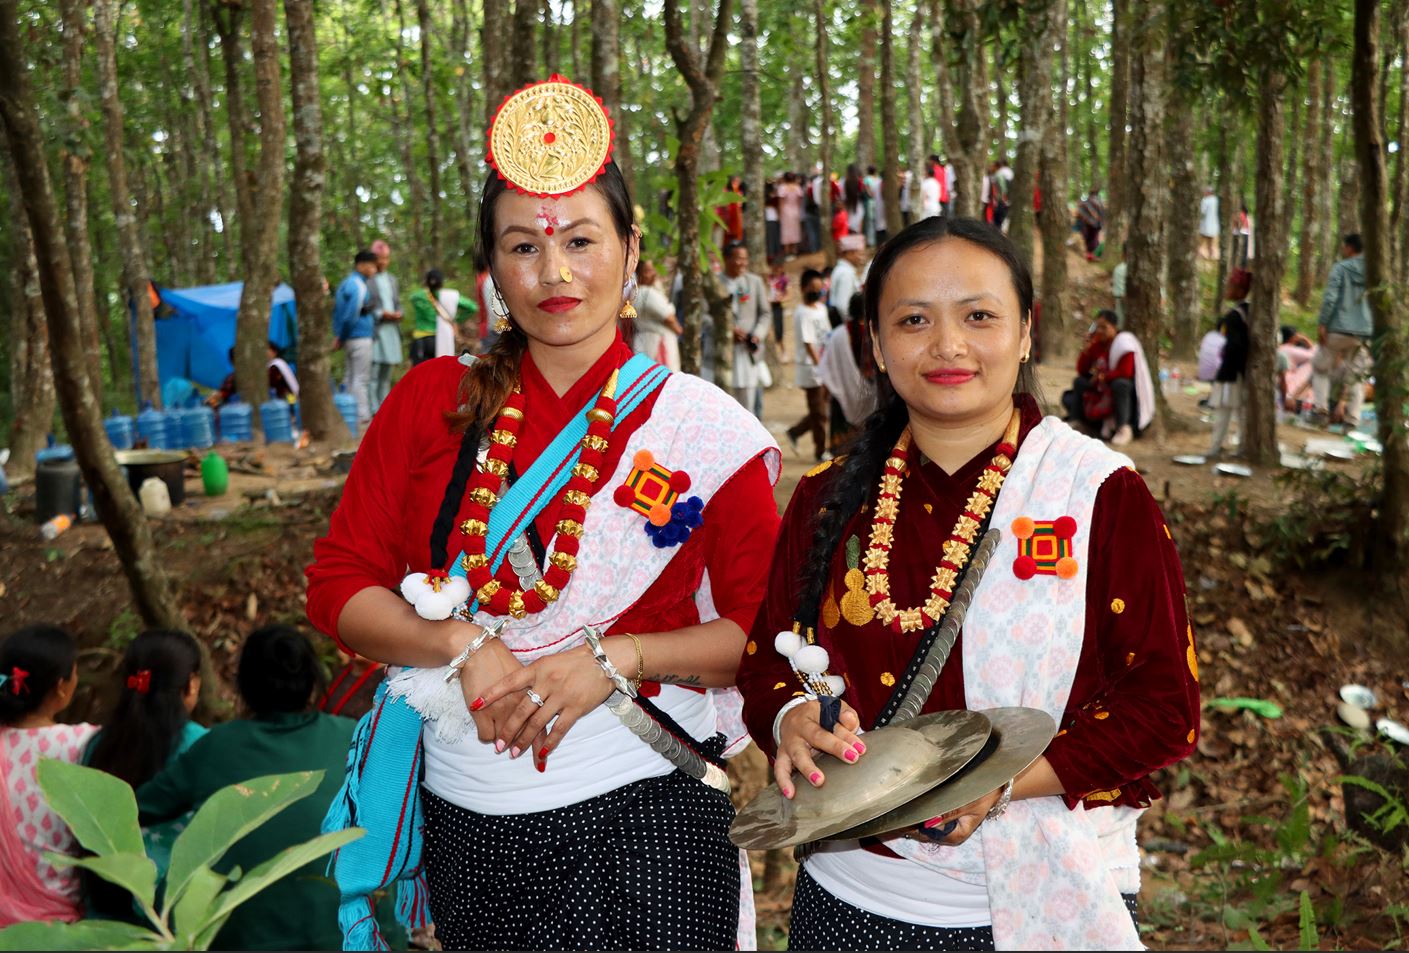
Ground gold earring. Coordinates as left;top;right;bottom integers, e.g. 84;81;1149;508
495;316;512;333
1020;352;1030;364
619;299;638;321
878;359;887;373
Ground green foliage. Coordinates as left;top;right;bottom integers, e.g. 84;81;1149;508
0;762;362;952
1339;773;1409;840
1255;463;1381;571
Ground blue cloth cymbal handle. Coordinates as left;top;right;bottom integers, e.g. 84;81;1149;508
916;819;959;842
818;695;842;733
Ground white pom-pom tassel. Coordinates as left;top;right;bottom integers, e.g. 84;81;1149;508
400;572;433;603
442;576;470;606
821;674;846;697
414;589;457;620
401;573;472;621
774;630;805;659
794;644;831;676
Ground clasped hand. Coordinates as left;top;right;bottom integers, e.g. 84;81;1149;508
458;638;616;768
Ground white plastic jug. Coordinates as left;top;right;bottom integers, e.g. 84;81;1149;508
139;476;172;517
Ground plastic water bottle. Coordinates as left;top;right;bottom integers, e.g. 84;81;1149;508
182;401;215;450
218;397;254;444
261;391;295;445
333;385;358;436
139;477;172;517
136;402;170;450
104;412;134;450
40;513;73;540
201;451;229;496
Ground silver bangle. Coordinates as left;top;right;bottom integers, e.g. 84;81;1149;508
985;778;1015;821
443;619;507;683
582;624;634;697
771;696;813;747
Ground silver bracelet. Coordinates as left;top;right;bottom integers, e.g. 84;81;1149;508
443;618;507;684
771;696;814;747
582;625;635;697
985;778;1015;821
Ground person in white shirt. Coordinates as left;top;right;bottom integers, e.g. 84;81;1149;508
829;234;866;322
920;165;942;220
1198;187;1220;260
786;269;833;461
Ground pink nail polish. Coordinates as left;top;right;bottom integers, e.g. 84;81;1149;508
510;746;521;759
494;739;506;753
844;750;857;763
809;771;823;785
924;816;945;829
854;742;866;755
783;786;794;799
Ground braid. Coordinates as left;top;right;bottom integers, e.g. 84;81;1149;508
793;387;909;629
429;422;484;570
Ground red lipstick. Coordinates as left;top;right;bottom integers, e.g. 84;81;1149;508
538;296;582;314
924;368;977;386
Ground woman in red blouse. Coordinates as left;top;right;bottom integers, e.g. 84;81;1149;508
736;217;1198;950
307;78;779;951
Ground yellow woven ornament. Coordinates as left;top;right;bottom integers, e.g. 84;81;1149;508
487;74;615;197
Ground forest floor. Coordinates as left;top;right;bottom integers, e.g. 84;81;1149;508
1;242;1406;950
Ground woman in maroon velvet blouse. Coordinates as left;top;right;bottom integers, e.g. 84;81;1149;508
736;217;1199;951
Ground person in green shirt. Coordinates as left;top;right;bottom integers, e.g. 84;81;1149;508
408;268;478;365
137;625;402;951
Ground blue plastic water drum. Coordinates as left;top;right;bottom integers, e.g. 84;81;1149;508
261;395;294;445
136;404;170;450
182;404;215;449
218;398;254;444
104;412;134;450
334;387;358;435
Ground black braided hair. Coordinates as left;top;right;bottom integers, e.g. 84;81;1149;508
792;216;1038;630
429;421;484;570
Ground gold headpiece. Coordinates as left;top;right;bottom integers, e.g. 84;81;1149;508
487;75;615;198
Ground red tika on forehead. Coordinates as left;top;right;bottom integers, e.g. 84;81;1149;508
536;204;561;235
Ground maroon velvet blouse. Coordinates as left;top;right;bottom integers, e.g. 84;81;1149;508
737;394;1200;810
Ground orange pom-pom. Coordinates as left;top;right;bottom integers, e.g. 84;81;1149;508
1055;556;1079;579
633;449;655;471
1010;516;1036;540
648;503;672;526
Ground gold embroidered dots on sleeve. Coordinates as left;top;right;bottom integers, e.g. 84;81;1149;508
880;672;896;687
1110;598;1126;614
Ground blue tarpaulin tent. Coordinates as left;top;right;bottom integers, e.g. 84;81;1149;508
151;282;299;394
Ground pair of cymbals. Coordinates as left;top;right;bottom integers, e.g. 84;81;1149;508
728;707;1055;849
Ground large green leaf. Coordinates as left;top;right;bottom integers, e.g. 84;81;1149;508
163;770;323;914
172;866;227;947
200;828;364;932
48;851;158;911
35;760;143;857
0;918;161;951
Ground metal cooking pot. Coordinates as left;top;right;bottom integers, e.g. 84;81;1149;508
114;449;189;508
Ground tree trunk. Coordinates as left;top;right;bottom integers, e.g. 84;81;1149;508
569;0;581;78
285;0;348;446
739;0;766;268
94;0;160;409
417;0;442;266
906;3;927;218
543;0;558;73
879;0;903;237
1106;0;1131;247
1210;105;1237;318
57;0;105;398
512;0;539;86
1315;65;1338;284
391;0;426;275
1076;0;1098;189
815;0;836;266
1296;58;1327;304
1352;0;1409;597
945;0;985;218
1009;0;1060;266
482;0;511;125
662;0;732;375
591;0;632;191
3;150;55;481
0;0;186;629
1392;10;1409;283
1037;0;1069;362
451;0;479;230
200;0;235;275
1245;67;1288;467
1122;0;1168;436
1165;71;1199;362
788;73;810;173
180;0;218;284
1282;77;1303;257
855;1;878;172
930;0;957;159
231;0;286;431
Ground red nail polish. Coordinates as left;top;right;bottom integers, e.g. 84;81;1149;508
539;747;549;761
810;771;823;785
536;759;546;773
844;750;857;762
469;697;485;712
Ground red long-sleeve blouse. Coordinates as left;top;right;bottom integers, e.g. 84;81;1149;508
737;395;1200;810
307;335;780;659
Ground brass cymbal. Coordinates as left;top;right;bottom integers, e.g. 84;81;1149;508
729;709;992;850
833;706;1057;841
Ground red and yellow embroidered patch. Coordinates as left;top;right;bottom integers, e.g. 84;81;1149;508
1011;515;1079;580
612;449;692;527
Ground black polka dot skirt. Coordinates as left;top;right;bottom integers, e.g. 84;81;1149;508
787;865;1141;951
422;739;740;951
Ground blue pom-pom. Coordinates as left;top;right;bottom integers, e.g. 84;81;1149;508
687;495;704;513
672;501;689;520
685;510;704;529
651;533;670;548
